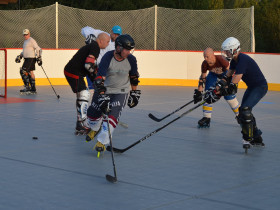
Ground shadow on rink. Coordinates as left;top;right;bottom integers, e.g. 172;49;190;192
0;85;280;210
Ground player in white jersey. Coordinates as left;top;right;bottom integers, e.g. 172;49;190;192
86;34;141;157
15;29;42;94
81;25;122;90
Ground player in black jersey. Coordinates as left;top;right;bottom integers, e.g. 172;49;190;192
64;33;110;135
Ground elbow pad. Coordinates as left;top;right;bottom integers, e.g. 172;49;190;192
198;76;206;87
85;56;95;73
130;76;140;86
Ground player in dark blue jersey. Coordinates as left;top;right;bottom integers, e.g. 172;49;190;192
86;34;141;157
204;37;268;152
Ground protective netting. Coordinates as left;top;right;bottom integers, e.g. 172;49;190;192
0;4;253;51
156;7;253;51
0;49;6;97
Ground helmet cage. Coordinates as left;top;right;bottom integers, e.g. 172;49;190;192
221;37;240;61
85;34;96;45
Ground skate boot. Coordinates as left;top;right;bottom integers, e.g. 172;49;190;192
250;136;265;147
198;117;211;128
75;121;91;136
93;141;106;158
29;88;37;95
235;115;241;125
86;130;98;142
20;86;31;95
243;139;251;154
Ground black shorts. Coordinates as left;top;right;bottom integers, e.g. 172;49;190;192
64;70;87;93
22;58;36;72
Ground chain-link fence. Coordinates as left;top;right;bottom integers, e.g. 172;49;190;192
0;3;254;52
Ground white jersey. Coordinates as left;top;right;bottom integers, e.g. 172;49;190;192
21;37;41;58
81;26;115;65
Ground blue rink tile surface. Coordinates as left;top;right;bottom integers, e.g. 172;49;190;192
0;86;280;210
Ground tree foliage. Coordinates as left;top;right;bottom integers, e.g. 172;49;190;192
0;0;279;52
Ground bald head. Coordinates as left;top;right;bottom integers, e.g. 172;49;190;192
203;47;216;66
96;32;110;49
203;47;214;57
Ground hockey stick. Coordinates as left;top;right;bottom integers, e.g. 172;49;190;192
148;99;194;122
40;66;60;99
107;101;205;153
105;110;118;183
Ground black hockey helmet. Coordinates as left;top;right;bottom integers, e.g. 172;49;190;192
85;34;96;45
115;34;135;50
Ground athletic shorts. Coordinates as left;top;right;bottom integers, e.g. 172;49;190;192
22;58;36;72
64;70;87;93
87;92;128;121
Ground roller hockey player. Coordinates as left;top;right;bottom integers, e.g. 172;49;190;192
86;34;140;158
16;29;42;95
194;48;240;128
81;25;122;91
64;33;110;135
208;37;267;153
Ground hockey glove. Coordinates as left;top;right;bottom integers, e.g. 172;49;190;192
98;94;110;114
36;56;42;66
227;83;238;95
128;90;141;108
88;72;97;83
15;55;22;63
216;79;228;96
94;76;106;94
204;87;221;104
193;89;203;104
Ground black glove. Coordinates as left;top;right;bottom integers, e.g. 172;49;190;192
88;72;96;83
36;56;42;66
15;55;22;63
94;76;106;94
216;79;228;96
98;94;110;114
204;88;221;104
193;89;203;104
227;83;238;95
128;90;141;108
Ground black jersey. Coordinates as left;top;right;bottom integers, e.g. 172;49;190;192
65;42;100;77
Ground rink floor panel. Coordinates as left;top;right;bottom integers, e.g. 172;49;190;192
0;85;280;210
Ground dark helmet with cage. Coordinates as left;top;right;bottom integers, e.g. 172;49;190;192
85;34;96;45
115;34;135;50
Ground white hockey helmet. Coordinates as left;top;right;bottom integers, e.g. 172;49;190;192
221;37;240;60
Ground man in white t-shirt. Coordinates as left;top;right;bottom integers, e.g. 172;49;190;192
15;29;42;94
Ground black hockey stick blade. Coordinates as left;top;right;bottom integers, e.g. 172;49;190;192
106;174;117;183
148;113;162;122
106;146;125;153
148;99;195;122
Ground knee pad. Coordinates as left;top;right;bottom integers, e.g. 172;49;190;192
76;90;90;121
239;107;254;140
